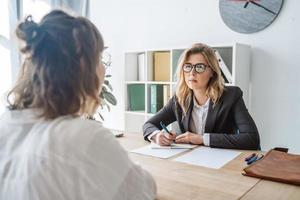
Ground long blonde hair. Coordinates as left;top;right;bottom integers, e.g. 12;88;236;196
176;43;224;115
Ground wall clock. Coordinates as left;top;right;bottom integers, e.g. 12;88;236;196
219;0;284;34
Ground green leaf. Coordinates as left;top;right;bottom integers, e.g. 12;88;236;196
99;92;104;98
103;91;117;105
102;86;108;92
101;99;107;106
107;84;113;91
104;80;113;91
105;103;111;112
102;61;111;67
98;113;104;121
97;50;117;122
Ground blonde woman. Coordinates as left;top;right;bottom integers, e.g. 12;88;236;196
0;10;156;200
143;43;260;150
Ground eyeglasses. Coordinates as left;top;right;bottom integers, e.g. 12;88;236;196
183;63;209;73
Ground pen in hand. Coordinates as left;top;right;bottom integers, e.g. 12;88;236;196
160;121;171;134
159;121;176;143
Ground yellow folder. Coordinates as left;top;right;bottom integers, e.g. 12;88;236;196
153;52;170;81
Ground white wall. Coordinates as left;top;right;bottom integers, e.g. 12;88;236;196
90;0;300;153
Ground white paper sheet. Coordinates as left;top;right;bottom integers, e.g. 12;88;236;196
174;147;241;169
130;145;189;159
150;142;198;149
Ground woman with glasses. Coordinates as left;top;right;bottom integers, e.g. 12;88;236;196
143;43;260;150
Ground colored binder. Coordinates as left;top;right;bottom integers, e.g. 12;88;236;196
163;85;170;105
127;84;145;111
153;52;170;81
138;53;145;81
150;84;163;113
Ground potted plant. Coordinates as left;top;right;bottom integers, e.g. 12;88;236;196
88;49;117;121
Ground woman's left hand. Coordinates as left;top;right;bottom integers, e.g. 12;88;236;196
175;132;203;145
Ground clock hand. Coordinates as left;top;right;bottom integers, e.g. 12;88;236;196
250;1;277;15
244;1;249;8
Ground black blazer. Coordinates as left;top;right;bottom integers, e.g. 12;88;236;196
143;86;260;150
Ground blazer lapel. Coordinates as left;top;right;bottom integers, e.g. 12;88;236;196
181;97;193;132
205;99;223;133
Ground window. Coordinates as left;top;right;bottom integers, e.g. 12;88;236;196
0;0;51;114
22;0;51;22
0;0;12;114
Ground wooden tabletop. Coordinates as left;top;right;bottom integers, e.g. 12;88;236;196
116;132;300;200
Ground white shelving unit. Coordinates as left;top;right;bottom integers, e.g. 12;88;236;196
124;43;251;133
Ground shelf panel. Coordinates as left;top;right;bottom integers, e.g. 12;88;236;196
146;113;155;117
126;81;176;85
125;111;146;115
126;81;147;84
125;52;146;82
146;81;173;85
225;83;234;86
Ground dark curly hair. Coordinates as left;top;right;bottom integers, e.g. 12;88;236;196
8;10;104;119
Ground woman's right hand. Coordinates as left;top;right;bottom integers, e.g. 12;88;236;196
153;131;176;146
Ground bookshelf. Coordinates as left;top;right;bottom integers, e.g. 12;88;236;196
124;43;251;133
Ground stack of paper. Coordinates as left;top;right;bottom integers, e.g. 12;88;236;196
174;147;241;169
130;145;190;159
150;142;197;149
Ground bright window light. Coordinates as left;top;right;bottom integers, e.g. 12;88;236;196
0;0;11;114
0;46;12;114
23;0;51;22
0;0;51;114
0;0;10;39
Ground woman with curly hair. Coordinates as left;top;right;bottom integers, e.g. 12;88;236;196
0;10;156;200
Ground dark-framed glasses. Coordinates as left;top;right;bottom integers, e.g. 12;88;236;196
183;63;209;73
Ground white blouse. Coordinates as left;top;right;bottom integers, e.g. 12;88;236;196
190;97;210;146
148;98;211;145
0;109;156;200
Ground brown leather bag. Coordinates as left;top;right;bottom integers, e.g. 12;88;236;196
243;149;300;186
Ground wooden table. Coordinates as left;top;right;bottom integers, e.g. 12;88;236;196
117;132;300;200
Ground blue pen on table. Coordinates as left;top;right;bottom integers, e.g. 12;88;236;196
247;155;258;165
245;153;256;162
246;154;264;165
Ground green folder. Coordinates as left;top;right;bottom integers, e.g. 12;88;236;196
128;84;145;111
150;84;164;113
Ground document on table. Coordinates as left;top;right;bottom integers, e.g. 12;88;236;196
130;145;191;159
150;142;197;149
174;147;241;169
